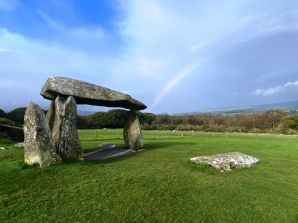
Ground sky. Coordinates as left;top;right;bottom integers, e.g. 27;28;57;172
0;0;298;114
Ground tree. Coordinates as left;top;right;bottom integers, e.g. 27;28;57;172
263;109;286;130
0;109;6;118
7;107;27;124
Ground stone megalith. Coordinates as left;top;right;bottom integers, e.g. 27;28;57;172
123;110;144;150
47;96;64;149
41;76;147;110
40;76;147;153
24;102;61;167
47;96;82;159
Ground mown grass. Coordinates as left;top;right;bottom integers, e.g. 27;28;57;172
0;130;298;223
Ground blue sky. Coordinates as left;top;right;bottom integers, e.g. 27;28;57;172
0;0;298;114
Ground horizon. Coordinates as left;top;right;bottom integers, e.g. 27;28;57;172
1;1;298;113
2;98;298;116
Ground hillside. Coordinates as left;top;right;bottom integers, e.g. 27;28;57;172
180;100;298;116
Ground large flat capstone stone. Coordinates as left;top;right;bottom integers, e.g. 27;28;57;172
40;76;146;110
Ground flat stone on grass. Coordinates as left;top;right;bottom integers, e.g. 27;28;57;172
15;142;24;148
99;143;117;150
84;148;135;161
190;152;260;172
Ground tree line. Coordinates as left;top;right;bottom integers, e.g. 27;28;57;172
1;107;298;134
75;109;298;134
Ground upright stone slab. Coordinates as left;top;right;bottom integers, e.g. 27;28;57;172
123;110;144;150
58;96;82;159
47;96;64;149
47;96;82;159
24;102;61;167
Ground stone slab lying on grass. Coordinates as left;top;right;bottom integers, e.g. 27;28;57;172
99;143;117;150
190;152;259;172
84;148;135;161
0;147;5;150
15;142;24;148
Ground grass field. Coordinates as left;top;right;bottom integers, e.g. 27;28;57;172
1;130;298;222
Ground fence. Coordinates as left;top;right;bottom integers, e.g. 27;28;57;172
0;124;24;141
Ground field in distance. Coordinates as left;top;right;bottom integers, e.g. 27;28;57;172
1;129;298;222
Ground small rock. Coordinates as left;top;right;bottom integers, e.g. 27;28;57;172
190;152;259;172
0;147;6;150
15;142;24;148
99;143;117;150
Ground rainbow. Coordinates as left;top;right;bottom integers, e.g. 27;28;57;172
151;62;199;110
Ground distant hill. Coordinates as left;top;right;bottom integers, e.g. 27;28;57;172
77;110;97;116
179;100;298;116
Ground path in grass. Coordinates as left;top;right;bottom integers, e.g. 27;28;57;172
1;130;298;222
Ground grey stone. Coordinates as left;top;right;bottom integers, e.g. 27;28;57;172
14;142;24;148
99;143;117;150
0;147;6;150
48;96;64;149
41;76;146;110
123;110;144;150
84;148;135;161
190;152;259;172
47;96;82;159
46;100;55;131
24;102;61;167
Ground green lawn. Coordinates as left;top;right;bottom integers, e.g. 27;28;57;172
1;130;298;223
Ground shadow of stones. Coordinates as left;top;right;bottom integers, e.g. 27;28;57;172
143;141;197;151
80;141;197;165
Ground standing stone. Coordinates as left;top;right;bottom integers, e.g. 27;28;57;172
47;96;82;159
59;96;82;159
123;110;144;150
47;96;64;149
24;102;61;167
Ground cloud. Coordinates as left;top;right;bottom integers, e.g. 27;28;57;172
36;10;120;56
1;0;298;113
285;80;298;87
253;87;283;96
118;1;298;111
137;58;165;76
0;27;124;110
253;80;298;96
0;0;20;11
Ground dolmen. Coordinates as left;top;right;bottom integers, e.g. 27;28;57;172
24;76;146;167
